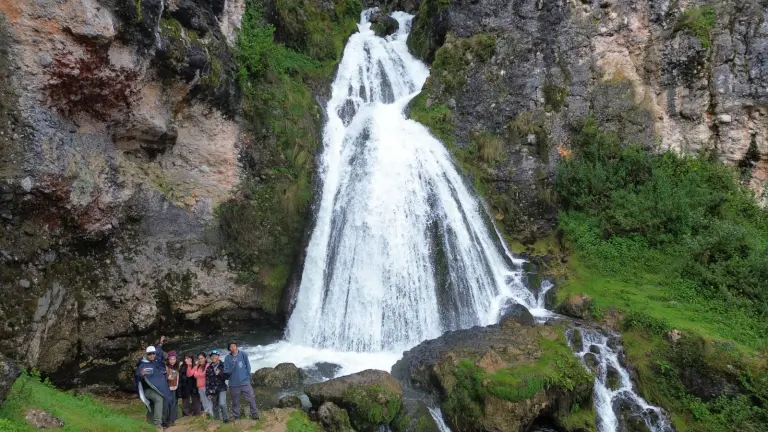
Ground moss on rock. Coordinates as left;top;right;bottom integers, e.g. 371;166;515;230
305;370;404;431
407;0;451;62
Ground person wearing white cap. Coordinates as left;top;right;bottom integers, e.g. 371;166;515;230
134;336;173;431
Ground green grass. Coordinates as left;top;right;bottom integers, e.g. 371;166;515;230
0;372;153;431
676;5;717;49
551;117;768;431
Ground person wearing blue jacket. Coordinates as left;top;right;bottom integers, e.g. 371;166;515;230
134;336;173;430
224;341;260;420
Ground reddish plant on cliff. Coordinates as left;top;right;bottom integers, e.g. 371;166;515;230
44;42;140;122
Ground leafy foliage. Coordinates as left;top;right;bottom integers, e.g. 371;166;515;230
219;0;360;312
556;117;768;319
554;118;768;431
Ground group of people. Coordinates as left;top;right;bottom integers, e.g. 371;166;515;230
134;336;261;431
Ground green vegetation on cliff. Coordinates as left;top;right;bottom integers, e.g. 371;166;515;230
676;5;717;49
218;0;361;313
552;118;768;431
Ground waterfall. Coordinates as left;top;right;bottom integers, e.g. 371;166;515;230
284;10;536;354
569;328;674;432
245;10;673;432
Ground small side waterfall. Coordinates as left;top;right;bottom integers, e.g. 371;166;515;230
569;328;674;432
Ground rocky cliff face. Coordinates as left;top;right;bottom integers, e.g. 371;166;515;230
408;0;768;240
0;0;267;383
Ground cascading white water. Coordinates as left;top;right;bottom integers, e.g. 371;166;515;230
285;10;536;354
569;328;674;432
245;10;673;432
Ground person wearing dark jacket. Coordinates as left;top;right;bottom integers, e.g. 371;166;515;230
205;350;230;422
134;336;173;431
178;354;201;416
224;342;260;420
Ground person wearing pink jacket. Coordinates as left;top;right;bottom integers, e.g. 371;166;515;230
187;352;213;416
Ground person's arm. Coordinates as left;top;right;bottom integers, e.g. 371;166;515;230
223;355;234;374
244;352;251;375
155;335;166;359
186;366;195;378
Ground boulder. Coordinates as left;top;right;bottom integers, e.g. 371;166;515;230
497;300;534;326
370;12;399;38
583;352;599;373
24;409;64;429
556;294;593;319
606;365;622;391
277;395;302;408
305;370;403;431
252;363;306;389
391;322;593;432
0;353;21;405
317;401;354;432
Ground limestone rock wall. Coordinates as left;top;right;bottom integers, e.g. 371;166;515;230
0;0;267;385
409;0;768;239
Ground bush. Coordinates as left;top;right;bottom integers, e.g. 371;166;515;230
556;117;768;317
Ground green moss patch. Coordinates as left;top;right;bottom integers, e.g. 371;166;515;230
676;6;717;49
341;385;403;431
286;410;323;432
407;0;451;62
441;330;593;430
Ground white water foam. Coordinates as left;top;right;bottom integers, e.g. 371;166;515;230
428;407;452;432
246;9;535;376
569;328;674;432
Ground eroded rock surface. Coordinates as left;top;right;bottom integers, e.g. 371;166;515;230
408;0;768;240
0;0;259;385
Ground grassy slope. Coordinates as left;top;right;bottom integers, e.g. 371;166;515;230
545;119;768;431
0;373;153;431
0;372;319;431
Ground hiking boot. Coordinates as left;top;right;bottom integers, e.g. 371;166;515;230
223;419;230;424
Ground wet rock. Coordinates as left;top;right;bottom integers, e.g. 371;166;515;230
0;353;21;405
277;395;303;408
589;345;601;354
606;365;621;391
252;363;306;389
583;352;599;373
305;370;403;431
614;396;651;432
569;329;583;350
497;300;534;326
392;321;593;432
556;294;593;319
606;335;620;350
24;409;64;429
317;401;354;432
370;12;399;37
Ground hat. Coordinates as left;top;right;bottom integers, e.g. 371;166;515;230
146;346;157;354
167;350;177;358
210;349;219;356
